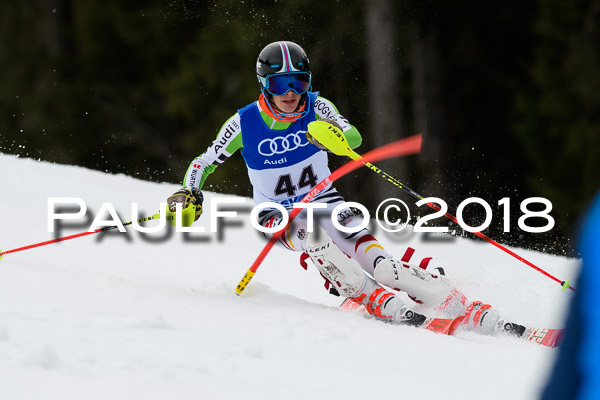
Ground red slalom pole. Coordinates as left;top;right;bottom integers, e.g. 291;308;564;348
235;134;423;295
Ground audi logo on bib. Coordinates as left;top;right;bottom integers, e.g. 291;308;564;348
258;131;310;156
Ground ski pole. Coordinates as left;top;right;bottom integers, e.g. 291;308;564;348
0;212;162;259
235;134;423;295
307;120;575;292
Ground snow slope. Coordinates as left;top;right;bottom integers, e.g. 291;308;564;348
0;154;579;400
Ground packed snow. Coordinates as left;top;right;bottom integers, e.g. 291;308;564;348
0;154;579;400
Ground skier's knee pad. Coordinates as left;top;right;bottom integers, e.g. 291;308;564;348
373;259;454;308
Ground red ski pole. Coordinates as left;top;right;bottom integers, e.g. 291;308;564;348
0;212;161;259
307;120;575;292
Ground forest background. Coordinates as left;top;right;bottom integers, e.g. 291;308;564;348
1;0;599;256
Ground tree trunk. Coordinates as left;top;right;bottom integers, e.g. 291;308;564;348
411;25;447;200
364;0;407;207
44;0;74;58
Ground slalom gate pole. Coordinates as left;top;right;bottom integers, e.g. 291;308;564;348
0;212;161;259
235;134;423;296
307;120;575;292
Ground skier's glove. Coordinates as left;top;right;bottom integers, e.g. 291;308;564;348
166;186;204;227
306;118;343;152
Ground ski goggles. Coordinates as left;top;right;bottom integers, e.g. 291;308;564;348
264;72;311;96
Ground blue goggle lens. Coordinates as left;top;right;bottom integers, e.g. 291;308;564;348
266;73;311;96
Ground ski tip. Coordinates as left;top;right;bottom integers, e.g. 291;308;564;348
0;249;3;260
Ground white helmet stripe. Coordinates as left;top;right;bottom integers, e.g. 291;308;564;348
278;42;299;73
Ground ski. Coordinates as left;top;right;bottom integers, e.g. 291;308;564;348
339;298;563;347
339;297;464;335
522;327;564;348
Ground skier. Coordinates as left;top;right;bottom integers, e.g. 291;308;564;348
167;41;524;336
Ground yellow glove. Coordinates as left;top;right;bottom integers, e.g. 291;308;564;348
166;186;203;227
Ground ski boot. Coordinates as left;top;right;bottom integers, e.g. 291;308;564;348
306;228;426;327
462;301;526;337
374;257;468;317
